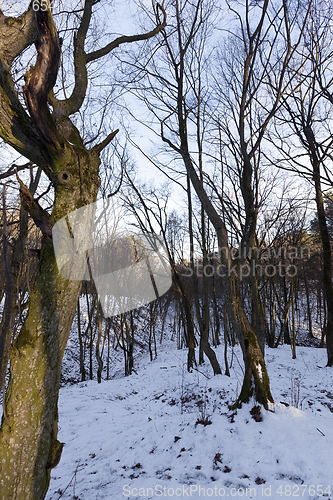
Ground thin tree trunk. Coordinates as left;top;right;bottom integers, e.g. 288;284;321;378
291;271;296;359
180;296;197;370
0;186;13;398
283;276;291;344
187;175;220;373
149;303;154;361
314;168;333;364
211;271;221;346
96;303;103;383
267;280;276;348
174;272;197;370
77;298;86;382
86;293;94;381
304;126;333;365
223;305;230;377
106;319;111;380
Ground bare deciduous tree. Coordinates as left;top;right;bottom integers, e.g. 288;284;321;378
0;1;166;498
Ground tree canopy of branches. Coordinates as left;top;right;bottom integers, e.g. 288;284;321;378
120;0;315;409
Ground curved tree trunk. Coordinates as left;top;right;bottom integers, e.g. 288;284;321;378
304;271;313;340
182;146;273;408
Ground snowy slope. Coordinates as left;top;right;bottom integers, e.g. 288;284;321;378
45;343;333;500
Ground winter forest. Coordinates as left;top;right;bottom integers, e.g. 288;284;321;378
0;0;333;499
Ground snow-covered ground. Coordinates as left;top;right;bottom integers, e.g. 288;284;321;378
45;342;333;500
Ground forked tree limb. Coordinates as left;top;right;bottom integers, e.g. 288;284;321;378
50;0;95;118
51;1;167;118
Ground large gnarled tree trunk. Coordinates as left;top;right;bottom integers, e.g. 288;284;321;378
0;2;166;499
0;8;101;495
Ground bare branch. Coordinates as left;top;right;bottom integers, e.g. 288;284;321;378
86;2;167;63
0;162;34;181
52;0;95;117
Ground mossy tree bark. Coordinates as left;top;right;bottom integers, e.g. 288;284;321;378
225;272;274;409
0;167;41;410
0;2;166;499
